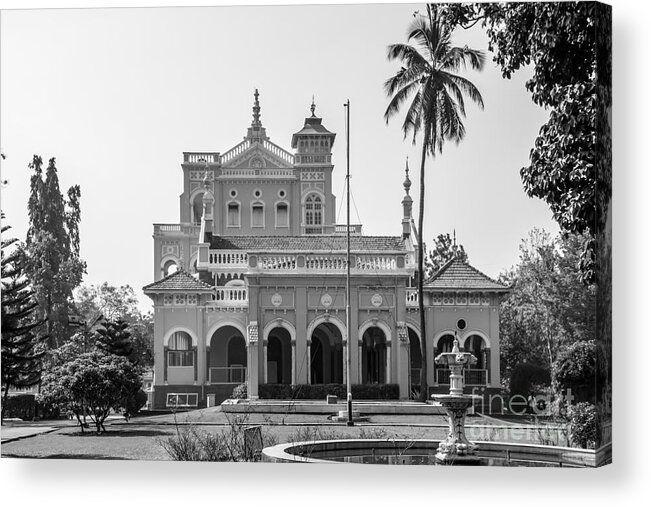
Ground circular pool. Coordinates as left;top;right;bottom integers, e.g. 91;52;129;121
262;439;602;467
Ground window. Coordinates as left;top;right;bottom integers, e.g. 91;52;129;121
276;202;289;228
227;202;240;227
251;203;264;227
305;194;323;234
166;393;198;407
168;331;194;367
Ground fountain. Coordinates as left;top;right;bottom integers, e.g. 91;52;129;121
431;333;480;465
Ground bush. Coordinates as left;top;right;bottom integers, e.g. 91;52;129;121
552;340;605;402
159;414;278;462
258;384;399;400
3;394;36;420
510;363;551;400
568;402;598;449
231;383;247;399
125;389;148;417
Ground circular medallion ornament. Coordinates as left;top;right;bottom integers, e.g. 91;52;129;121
320;293;333;308
271;293;282;307
371;293;383;307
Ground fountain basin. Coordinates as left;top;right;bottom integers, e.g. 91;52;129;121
262;439;606;467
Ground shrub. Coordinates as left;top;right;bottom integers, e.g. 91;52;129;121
159;414;277;462
258;384;399;400
231;383;247;399
3;394;36;420
125;389;148;417
509;362;551;401
568;402;598;449
552;340;605;402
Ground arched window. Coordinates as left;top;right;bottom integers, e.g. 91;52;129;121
227;202;240;227
162;259;178;277
168;331;194;367
276;202;289;228
251;202;264;228
192;192;204;225
305;194;323;234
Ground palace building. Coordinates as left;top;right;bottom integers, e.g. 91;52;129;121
143;91;509;409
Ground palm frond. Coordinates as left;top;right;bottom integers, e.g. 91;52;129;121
384;79;422;124
441;46;486;72
443;72;485;110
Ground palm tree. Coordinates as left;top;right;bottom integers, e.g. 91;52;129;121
384;5;485;401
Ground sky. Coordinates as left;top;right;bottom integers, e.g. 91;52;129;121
0;2;558;312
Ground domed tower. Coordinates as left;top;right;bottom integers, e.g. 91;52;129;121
291;99;337;235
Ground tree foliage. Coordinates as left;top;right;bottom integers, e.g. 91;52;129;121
552;340;605;404
384;4;485;400
39;351;141;432
445;2;612;284
22;155;86;348
73;283;154;368
498;229;596;389
1;213;47;422
425;232;467;280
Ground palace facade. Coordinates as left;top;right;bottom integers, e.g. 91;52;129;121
143;91;509;409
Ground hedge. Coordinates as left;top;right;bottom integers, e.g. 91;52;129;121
3;394;36;420
258;384;399;400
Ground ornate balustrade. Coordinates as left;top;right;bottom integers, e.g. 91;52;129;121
263;140;295;165
220;140;251;165
211;287;248;307
356;255;397;271
154;223;201;236
258;255;297;271
406;288;419;307
208;250;249;269
334;224;363;235
183;152;220;164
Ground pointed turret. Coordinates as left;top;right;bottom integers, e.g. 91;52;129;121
402;158;413;239
291;98;336;164
200;165;215;242
246;88;269;143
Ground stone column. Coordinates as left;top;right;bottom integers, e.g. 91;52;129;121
247;322;259;399
396;322;410;399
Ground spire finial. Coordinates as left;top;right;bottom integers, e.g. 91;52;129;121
403;157;412;195
310;95;316;117
252;88;261;126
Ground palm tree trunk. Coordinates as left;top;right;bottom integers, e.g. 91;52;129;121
417;137;429;402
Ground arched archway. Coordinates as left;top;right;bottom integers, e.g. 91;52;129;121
361;326;387;384
434;333;455;385
462;333;490;386
266;327;292;384
208;325;247;384
161;257;179;278
310;322;343;384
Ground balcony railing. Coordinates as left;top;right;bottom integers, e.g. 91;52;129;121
406;288;418;307
199;248;409;275
436;368;488;386
209;366;247;384
154;223;201;237
263;140;295;165
211;287;248;307
183;152;220;164
208;250;249;269
220;140;251;165
334;224;363;235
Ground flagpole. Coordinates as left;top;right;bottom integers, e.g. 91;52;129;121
345;99;354;426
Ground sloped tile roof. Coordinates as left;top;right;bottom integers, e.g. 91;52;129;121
424;257;510;291
209;235;406;253
143;269;213;293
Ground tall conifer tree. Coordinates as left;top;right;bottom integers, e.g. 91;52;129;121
1;213;46;422
22;156;86;348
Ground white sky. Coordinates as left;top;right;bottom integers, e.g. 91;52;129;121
1;2;558;312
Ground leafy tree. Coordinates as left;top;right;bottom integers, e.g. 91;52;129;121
39;351;141;432
74;283;154;368
425;232;467;280
1;213;47;422
552;340;605;404
498;229;596;387
444;2;611;285
384;5;485;400
22;155;86;349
